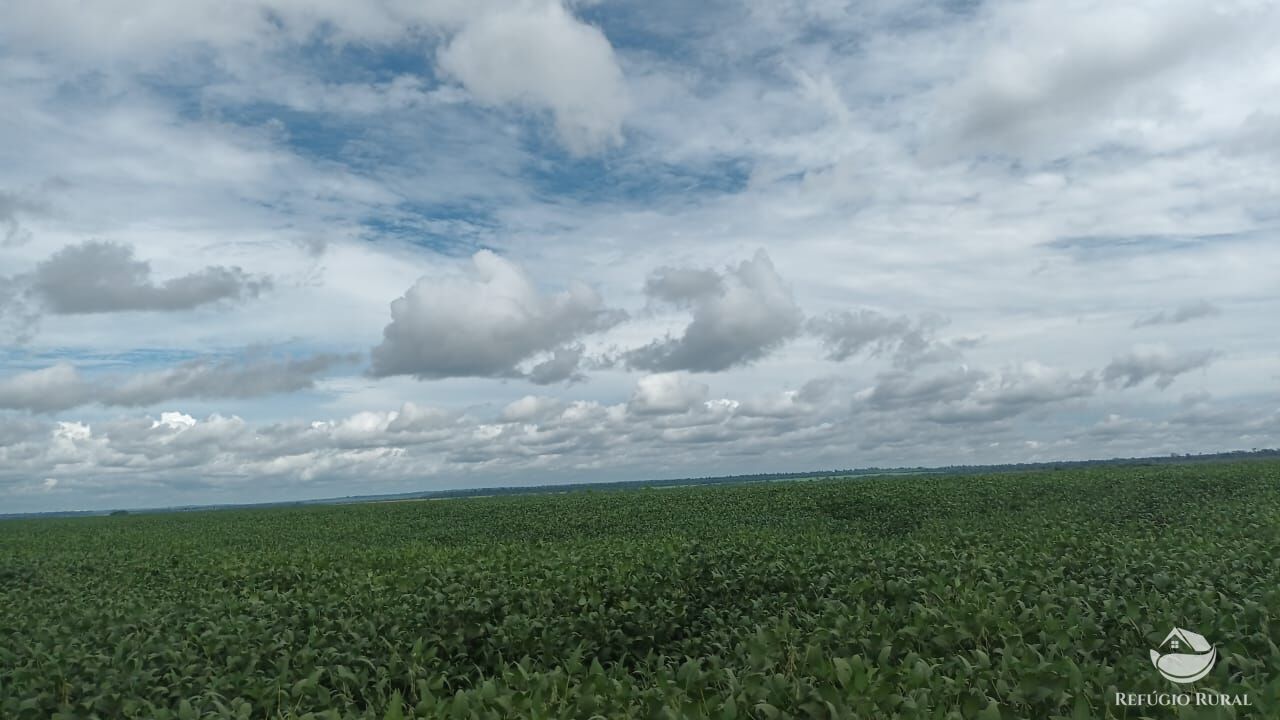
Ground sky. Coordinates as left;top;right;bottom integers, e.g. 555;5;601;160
1;0;1278;513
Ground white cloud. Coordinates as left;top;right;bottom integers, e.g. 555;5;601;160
437;1;629;154
3;373;1276;511
809;310;971;369
808;309;910;361
370;250;625;381
501;395;563;423
626;250;803;372
0;353;353;413
860;367;984;412
1103;346;1217;390
152;412;197;431
938;0;1279;160
526;344;588;385
0;364;89;415
25;240;270;314
628;373;709;415
1;1;628;156
923;363;1099;424
2;0;1280;511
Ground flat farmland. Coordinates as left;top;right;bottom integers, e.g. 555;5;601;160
2;462;1278;719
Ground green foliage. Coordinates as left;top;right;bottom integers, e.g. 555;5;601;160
2;463;1278;718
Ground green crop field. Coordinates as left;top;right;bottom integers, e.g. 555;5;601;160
2;462;1278;719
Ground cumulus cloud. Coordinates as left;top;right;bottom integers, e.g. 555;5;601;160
0;375;832;501
860;367;986;412
436;1;628;155
735;378;839;419
0;364;90;415
109;353;356;406
3;1;628;155
5;0;1280;512
153;411;197;430
808;309;910;361
626;251;803;372
891;320;972;369
628;373;709;415
370;250;625;382
0;414;46;447
924;363;1099;424
24;241;270;314
1133;300;1222;328
0;352;354;413
809;310;970;369
644;267;725;304
5;363;1278;511
2;240;266;342
501;395;563;423
526;344;587;385
941;1;1267;159
1103;347;1217;389
856;362;1097;425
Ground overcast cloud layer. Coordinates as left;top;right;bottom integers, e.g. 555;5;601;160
2;0;1277;512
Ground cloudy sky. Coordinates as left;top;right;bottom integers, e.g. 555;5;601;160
2;0;1278;512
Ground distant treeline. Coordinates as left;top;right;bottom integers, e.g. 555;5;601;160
6;447;1278;519
382;447;1280;502
923;447;1280;474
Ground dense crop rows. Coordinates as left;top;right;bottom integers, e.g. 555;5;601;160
2;462;1279;718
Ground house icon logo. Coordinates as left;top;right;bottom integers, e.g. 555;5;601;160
1150;627;1217;684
